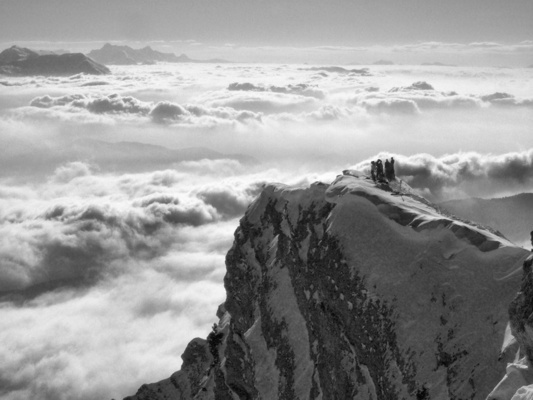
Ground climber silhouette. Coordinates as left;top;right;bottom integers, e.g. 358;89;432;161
384;159;392;181
376;159;385;182
370;161;377;182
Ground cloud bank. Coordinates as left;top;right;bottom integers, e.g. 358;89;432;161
0;158;273;400
0;162;267;293
28;93;264;124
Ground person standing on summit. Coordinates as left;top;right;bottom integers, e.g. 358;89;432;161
384;159;392;181
376;159;385;182
370;161;377;182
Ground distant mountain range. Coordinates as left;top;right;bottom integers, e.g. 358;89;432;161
421;62;457;67
0;43;231;76
87;43;230;65
372;59;395;65
0;45;110;76
0;138;256;180
67;139;255;171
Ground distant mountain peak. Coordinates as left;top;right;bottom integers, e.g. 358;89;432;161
0;45;109;76
0;45;39;64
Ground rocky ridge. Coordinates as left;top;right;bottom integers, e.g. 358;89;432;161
126;171;529;400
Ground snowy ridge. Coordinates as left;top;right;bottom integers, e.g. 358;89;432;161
125;173;529;400
333;171;511;252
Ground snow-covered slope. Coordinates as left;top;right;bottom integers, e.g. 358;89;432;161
125;171;529;400
440;194;533;249
487;253;533;400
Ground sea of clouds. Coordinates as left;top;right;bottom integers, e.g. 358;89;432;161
0;62;532;399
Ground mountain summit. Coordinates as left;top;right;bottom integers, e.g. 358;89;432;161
126;171;528;400
0;45;40;64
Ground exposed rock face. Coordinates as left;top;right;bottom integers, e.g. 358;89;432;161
125;338;215;400
126;172;528;400
487;255;533;399
509;256;533;364
0;45;110;76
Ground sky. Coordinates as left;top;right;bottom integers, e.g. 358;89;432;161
0;0;532;65
1;0;532;44
0;1;533;399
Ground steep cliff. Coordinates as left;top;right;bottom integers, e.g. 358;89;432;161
87;43;229;65
487;254;533;400
126;171;529;400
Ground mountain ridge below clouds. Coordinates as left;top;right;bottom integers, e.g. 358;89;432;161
87;43;231;65
0;138;257;179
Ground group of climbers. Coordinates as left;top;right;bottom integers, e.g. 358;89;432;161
370;157;395;183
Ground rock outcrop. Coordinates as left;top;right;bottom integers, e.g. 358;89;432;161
0;45;110;76
126;172;529;400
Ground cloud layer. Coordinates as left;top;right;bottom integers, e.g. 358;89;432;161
18;72;533;135
0;62;531;400
0;158;272;400
0;162;265;292
355;150;533;200
28;93;263;124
